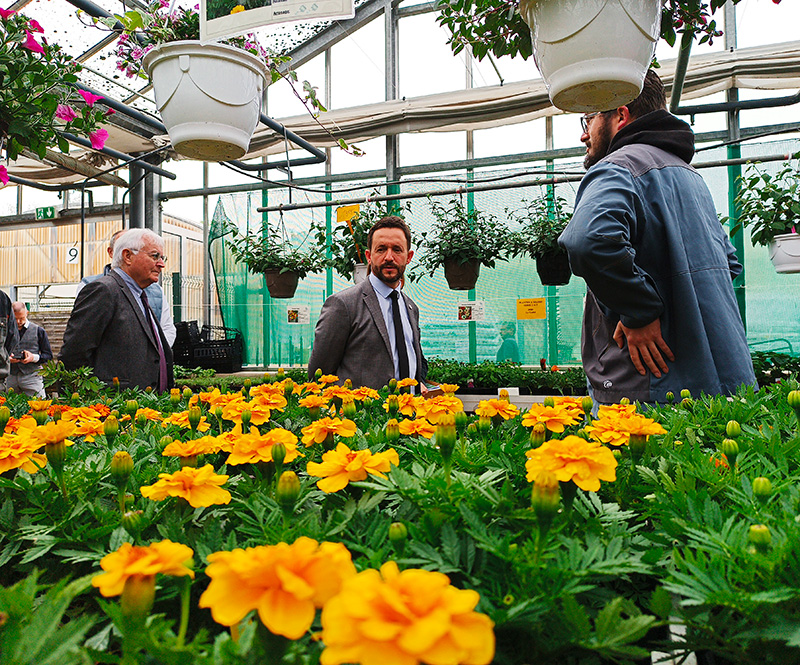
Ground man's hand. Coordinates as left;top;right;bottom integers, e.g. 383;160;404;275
613;319;674;378
21;350;35;364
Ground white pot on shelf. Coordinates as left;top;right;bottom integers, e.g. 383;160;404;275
143;41;268;161
519;0;661;112
769;232;800;273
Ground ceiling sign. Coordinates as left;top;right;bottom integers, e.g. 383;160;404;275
201;0;356;42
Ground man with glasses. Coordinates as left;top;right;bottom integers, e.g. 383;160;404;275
559;70;756;404
77;229;176;347
60;228;174;392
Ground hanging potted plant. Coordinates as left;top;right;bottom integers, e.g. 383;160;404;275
508;192;573;286
415;197;513;290
729;158;800;274
226;221;325;298
0;8;111;182
314;198;413;283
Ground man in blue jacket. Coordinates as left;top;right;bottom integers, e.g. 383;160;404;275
559;70;756;404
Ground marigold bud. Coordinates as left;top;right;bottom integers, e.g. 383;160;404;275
213;406;223;420
71;392;81;405
721;438;739;468
620;397;631;405
629;434;647;461
530;423;546;448
32;409;48;426
121;574;156;625
725;420;741;439
182;387;192;401
436;413;457;463
240;409;252;429
454;409;468;431
124;400;138;418
188;406;202;432
752;477;772;503
477;415;491;433
342;398;357;420
543;396;555;408
0;406;10;434
788;390;800;410
170;389;181;406
112;377;120;391
681;397;694;409
272;442;287;467
145;386;153;394
680;389;692;400
159;435;173;449
386;418;400;443
276;470;301;511
386;394;399;417
277;368;286;381
388;378;398;394
499;389;510;403
748;524;771;553
344;378;353;390
52;407;63;423
314;368;322;380
388;521;408;555
243;378;252;393
466;422;478;436
45;439;66;471
581;396;593;415
283;381;294;399
110;450;133;487
665;391;674;403
121;510;145;536
531;470;560;528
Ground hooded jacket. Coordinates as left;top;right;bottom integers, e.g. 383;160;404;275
559;109;756;403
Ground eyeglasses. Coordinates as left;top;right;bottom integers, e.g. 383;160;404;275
130;249;167;263
580;112;604;133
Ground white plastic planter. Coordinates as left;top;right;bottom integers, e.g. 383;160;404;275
519;0;661;112
769;233;800;273
143;41;268;161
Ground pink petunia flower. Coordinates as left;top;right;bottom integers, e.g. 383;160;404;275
105;108;116;116
0;8;16;19
89;128;109;150
0;166;8;186
55;104;78;123
78;90;104;106
22;31;44;54
27;19;44;32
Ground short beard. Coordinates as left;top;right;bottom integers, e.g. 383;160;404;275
584;120;613;169
372;263;405;285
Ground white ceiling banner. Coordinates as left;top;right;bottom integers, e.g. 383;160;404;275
200;0;355;42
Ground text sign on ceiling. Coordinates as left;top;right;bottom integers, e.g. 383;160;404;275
201;0;355;42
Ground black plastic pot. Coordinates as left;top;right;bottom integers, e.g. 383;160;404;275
265;270;299;298
535;250;571;286
443;257;481;290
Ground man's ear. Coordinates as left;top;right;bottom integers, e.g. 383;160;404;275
612;106;633;131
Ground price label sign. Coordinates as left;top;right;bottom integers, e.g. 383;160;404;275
517;298;546;319
66;246;79;265
35;206;55;220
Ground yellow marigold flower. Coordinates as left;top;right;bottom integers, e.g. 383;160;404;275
525;435;617;492
306;443;399;493
552;396;586;416
383;393;423;418
60;405;99;422
216;423;259;453
398;418;436;439
230;4;245;12
162;410;211;432
352;386;380;401
396;378;418;389
416;395;464;424
438;383;460;394
199;537;356;639
320;561;495;665
475;398;520;420
0;434;47;474
585;413;667;447
293;381;322;395
72;418;105;442
29;420;77;446
162;436;221;458
27;399;52;412
598;403;637;417
299;394;329;409
221;399;272;425
227;428;302;465
140;464;231;507
198;388;223;405
301;417;357;448
135;408;164;422
251;391;288;413
92;540;195;597
317;374;340;386
521;403;582;433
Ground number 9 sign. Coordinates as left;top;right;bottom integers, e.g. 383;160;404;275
66;246;79;265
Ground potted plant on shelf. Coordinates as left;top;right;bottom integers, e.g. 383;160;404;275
0;8;110;180
226;222;325;298
728;157;800;274
414;197;513;290
508;192;573;286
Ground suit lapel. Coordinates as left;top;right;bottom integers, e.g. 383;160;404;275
111;271;158;350
362;281;393;358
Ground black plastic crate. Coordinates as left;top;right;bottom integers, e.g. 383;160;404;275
191;326;244;373
175;320;201;345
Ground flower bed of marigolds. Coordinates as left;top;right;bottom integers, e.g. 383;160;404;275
1;374;800;665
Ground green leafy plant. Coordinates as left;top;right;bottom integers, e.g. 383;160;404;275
0;9;110;163
226;221;325;279
414;197;513;278
728;157;800;246
40;360;103;397
507;192;573;259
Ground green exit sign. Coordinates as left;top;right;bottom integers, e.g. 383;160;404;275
35;206;56;220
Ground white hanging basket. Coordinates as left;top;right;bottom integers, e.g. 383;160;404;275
143;41;268;161
769;232;800;273
519;0;661;112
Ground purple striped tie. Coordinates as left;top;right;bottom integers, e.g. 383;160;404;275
141;291;168;393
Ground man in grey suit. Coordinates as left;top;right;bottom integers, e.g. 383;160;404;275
308;216;428;391
60;228;174;392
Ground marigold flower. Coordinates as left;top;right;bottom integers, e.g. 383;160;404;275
553;396;586;416
475;398;520;420
521;403;582;433
216;423;259;453
438;383;459;394
396;378;418;389
597;403;637;418
162;436;222;458
398;418;436;439
29;420;77;446
301;417;357;447
199;537;356;639
135;407;164;422
221;399;272;425
299;394;329;410
0;434;47;474
306;443;399;493
250;391;288;413
525;435;617;492
352;386;380;401
382;392;422;418
71;418;105;441
416;395;464;424
585;413;666;447
140;464;231;507
320;561;495;665
293;382;322;395
227;428;302;465
92;540;195;598
230;4;245;12
323;385;356;404
317;374;340;386
162;410;211;432
27;399;52;412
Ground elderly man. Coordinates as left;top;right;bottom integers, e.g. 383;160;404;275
6;302;53;397
0;290;18;385
60;228;174;392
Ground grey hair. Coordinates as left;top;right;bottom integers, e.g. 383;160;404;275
111;229;163;268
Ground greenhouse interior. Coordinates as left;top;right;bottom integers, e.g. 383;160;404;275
2;0;800;662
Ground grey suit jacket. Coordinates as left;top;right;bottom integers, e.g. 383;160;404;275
59;271;174;391
308;280;426;390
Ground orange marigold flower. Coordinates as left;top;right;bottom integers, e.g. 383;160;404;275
299;394;329;410
320;561;495;665
396;378;418;389
29;420;77;446
585;413;666;447
162;411;211;432
521;404;582;433
251;391;288;413
301;417;357;447
438;383;460;394
398;418;436;439
475;398;520;420
27;399;52;412
713;453;730;470
72;418;105;442
352;386;380;401
525;435;617;492
383;393;422;418
140;464;231;507
162;436;222;458
198;388;224;405
552;396;585;416
135;408;164;422
221;399;272;425
61;405;108;422
199;537;356;639
294;382;323;395
0;434;47;474
216;423;259;453
323;385;356;402
317;374;340;386
92;540;194;598
227;428;302;465
306;443;399;493
597;403;637;417
416;394;464;424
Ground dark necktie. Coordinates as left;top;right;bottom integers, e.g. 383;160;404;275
141;290;168;393
389;290;410;380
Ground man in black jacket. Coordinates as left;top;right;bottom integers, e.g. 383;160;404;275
7;302;53;397
0;290;19;386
